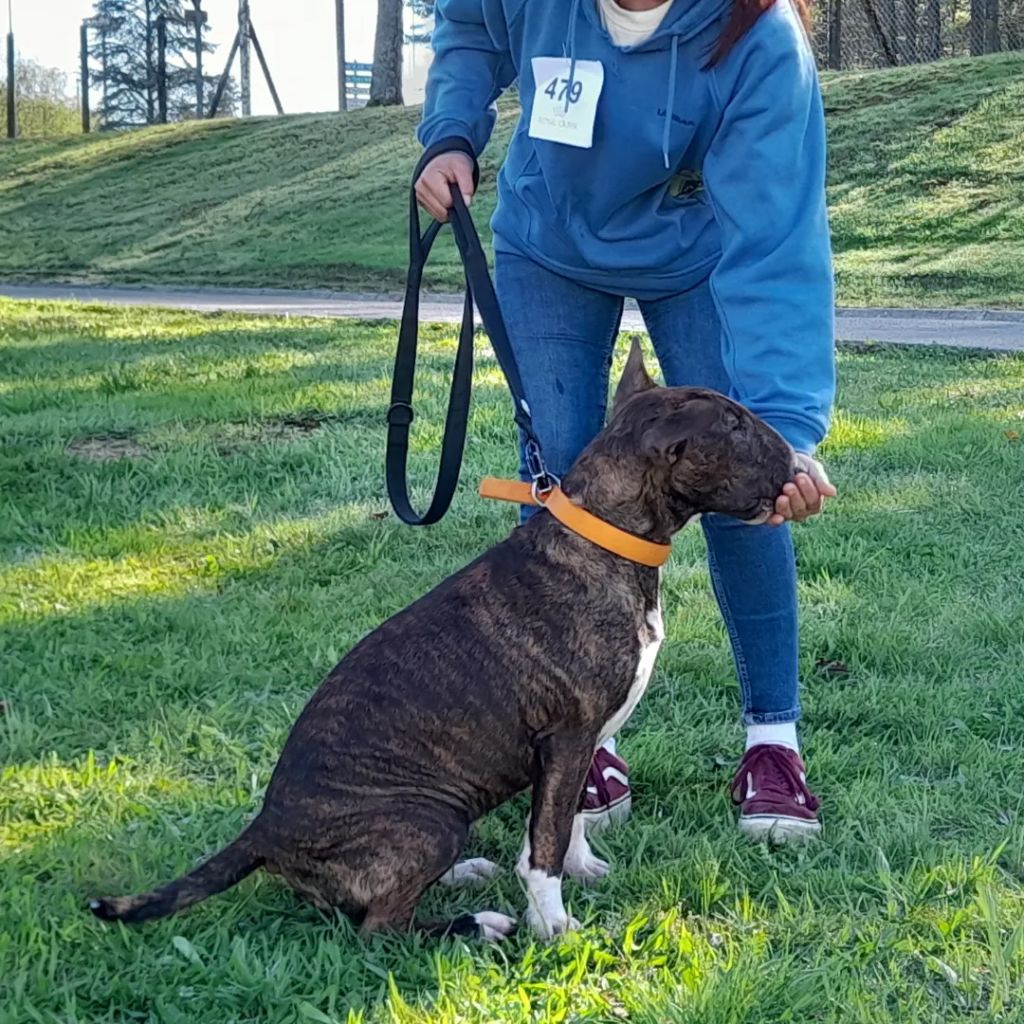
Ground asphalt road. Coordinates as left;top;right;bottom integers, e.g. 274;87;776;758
2;282;1022;351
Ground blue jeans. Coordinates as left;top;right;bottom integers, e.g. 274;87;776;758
494;252;799;725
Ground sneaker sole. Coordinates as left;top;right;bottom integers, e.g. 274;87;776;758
738;813;821;844
580;795;632;834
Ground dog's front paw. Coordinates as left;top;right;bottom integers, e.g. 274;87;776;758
564;850;610;883
526;905;581;940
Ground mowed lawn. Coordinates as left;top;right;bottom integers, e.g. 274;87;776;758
1;53;1023;307
2;299;1024;1023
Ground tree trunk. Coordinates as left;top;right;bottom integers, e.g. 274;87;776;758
984;0;1001;51
898;0;919;62
970;0;986;52
828;0;843;69
864;0;900;63
921;0;942;59
369;0;403;106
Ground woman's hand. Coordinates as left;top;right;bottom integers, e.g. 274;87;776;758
768;452;837;526
414;151;477;223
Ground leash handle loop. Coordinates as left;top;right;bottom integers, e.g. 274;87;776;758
386;158;554;526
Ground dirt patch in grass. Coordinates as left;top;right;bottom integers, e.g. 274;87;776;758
66;435;151;461
261;413;338;438
211;412;355;453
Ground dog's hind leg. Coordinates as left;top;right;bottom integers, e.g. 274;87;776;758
360;887;516;942
356;813;514;942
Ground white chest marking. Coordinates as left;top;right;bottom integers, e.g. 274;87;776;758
598;595;664;746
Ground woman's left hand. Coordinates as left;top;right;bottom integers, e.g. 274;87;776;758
768;453;837;526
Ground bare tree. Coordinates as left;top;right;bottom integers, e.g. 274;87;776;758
0;59;79;136
369;0;403;106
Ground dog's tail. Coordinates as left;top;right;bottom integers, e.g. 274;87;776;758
89;825;264;924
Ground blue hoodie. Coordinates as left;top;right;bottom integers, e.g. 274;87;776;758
418;0;835;453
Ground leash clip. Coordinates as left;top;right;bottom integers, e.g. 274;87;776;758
531;477;559;505
524;438;557;496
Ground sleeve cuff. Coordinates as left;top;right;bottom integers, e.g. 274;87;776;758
414;136;481;189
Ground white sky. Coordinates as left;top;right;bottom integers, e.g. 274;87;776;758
3;0;433;113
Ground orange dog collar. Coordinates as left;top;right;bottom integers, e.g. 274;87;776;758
478;477;671;568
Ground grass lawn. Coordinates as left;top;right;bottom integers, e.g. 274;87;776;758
1;54;1022;307
2;298;1024;1022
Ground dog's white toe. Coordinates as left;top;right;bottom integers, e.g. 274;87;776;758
440;858;502;887
473;911;517;941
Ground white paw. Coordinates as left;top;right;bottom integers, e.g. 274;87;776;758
440;858;502;887
564;851;611;883
526;906;581;940
473;911;517;942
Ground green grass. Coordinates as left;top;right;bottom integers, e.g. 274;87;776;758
1;54;1022;307
2;297;1024;1023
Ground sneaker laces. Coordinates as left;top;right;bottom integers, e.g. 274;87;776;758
730;745;820;811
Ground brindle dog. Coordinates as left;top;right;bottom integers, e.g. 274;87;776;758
90;341;796;941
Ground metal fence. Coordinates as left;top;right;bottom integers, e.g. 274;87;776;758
811;0;1023;69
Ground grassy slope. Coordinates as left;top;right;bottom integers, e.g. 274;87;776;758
2;299;1024;1021
0;54;1022;306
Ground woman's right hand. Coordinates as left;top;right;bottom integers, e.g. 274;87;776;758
414;151;477;223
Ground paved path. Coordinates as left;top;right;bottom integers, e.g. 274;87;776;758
2;282;1023;351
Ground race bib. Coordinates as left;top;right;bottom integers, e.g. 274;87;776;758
528;56;604;149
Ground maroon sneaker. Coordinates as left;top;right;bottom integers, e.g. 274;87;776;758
581;747;631;833
731;744;821;842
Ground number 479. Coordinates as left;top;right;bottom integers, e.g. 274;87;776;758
544;76;583;104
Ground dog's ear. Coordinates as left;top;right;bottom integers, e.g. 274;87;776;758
641;399;719;465
612;337;656;414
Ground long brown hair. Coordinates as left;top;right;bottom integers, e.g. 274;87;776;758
709;0;813;65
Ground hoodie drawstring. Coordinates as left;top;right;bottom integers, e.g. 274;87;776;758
563;5;679;164
564;0;582;113
662;34;679;169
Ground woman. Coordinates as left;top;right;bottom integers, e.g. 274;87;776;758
415;0;837;842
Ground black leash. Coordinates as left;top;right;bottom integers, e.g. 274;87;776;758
386;162;554;526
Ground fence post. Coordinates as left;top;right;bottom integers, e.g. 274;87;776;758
5;28;14;139
336;0;347;111
194;14;203;116
156;14;167;123
80;22;89;132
